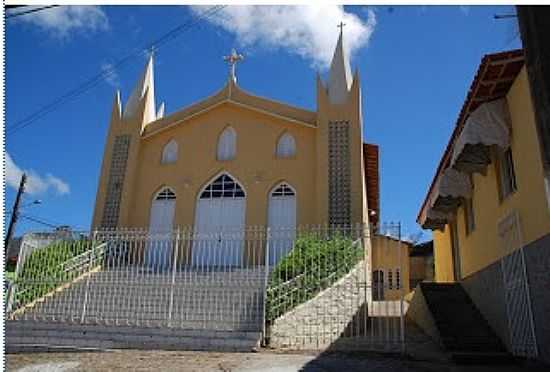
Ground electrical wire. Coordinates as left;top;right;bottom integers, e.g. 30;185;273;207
7;5;226;136
6;5;60;19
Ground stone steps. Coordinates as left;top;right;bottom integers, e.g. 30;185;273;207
5;320;261;352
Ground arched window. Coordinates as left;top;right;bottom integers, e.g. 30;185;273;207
199;174;245;199
271;183;296;197
217;127;236;161
155;187;176;200
161;140;178;164
276;132;296;158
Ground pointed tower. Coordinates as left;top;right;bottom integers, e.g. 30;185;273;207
123;54;157;128
327;27;353;105
315;25;368;228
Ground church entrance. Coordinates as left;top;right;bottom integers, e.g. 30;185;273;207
192;173;246;267
267;183;296;265
147;187;176;270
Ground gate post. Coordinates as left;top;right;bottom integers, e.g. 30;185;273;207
398;222;406;355
168;227;180;328
261;227;271;346
80;230;98;324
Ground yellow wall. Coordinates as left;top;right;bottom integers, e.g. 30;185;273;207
129;102;317;228
433;67;550;280
433;228;454;282
371;236;411;299
92;77;368;230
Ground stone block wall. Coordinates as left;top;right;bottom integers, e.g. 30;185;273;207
268;261;367;350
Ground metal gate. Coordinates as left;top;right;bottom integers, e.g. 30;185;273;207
7;223;406;352
498;211;538;358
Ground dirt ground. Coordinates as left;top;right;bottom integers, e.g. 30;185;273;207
6;349;548;372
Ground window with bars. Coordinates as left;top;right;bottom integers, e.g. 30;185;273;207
395;268;401;289
464;196;476;235
388;269;393;289
276;133;296;158
271;183;295;197
200;174;245;199
497;147;517;200
155;188;176;200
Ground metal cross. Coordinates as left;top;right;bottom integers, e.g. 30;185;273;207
337;21;346;33
223;48;244;82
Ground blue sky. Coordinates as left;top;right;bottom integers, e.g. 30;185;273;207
5;5;520;239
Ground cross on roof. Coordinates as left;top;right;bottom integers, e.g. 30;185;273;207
337;21;346;33
223;48;244;82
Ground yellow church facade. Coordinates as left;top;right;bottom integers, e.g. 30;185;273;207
92;32;375;235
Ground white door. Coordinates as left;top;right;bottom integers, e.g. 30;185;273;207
147;188;176;270
268;183;296;266
192;174;246;268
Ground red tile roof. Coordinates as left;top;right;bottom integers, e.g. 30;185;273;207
364;143;380;226
417;49;525;224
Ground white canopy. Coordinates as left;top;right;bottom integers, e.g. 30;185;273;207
451;99;511;173
419;207;448;231
430;168;472;214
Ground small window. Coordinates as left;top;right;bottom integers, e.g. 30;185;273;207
464;197;476;235
395;268;401;290
498;148;517;200
217;127;236;161
388;269;393;289
161;140;178;164
276;133;296;158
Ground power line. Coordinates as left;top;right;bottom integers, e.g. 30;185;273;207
6;5;60;19
7;5;226;136
19;215;60;229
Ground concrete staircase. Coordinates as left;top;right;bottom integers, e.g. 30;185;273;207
419;282;512;364
7;268;265;352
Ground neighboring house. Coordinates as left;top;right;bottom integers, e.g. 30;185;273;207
408;240;434;290
417;49;550;360
91;30;380;266
371;235;411;301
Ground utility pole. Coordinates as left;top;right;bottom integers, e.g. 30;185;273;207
5;173;27;258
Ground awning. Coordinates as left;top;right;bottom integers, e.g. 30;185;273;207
451;99;511;173
419;208;448;231
430;168;472;213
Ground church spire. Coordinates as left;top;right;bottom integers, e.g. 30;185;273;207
123;53;156;124
328;22;353;105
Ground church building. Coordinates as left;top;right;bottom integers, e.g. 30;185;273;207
92;30;379;240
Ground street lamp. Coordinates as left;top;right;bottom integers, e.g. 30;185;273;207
21;199;42;209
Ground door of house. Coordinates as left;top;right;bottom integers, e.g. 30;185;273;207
192;174;246;267
450;219;462;281
267;183;296;266
372;269;384;301
147;188;176;270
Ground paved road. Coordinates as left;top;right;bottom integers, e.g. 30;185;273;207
6;350;547;372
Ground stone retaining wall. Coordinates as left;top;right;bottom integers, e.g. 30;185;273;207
268;261;367;350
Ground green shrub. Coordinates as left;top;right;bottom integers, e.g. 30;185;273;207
14;239;96;307
266;232;363;322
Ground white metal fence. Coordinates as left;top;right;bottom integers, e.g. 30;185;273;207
7;223;406;351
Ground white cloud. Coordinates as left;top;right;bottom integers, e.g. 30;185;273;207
190;5;376;69
16;6;109;39
5;153;70;196
101;62;120;88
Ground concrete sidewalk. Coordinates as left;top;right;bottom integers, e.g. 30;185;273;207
6;349;548;372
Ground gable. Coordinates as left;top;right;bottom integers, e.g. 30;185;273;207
142;81;317;139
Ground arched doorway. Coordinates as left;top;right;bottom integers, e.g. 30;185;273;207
193;173;246;267
147;187;176;270
267;183;296;265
